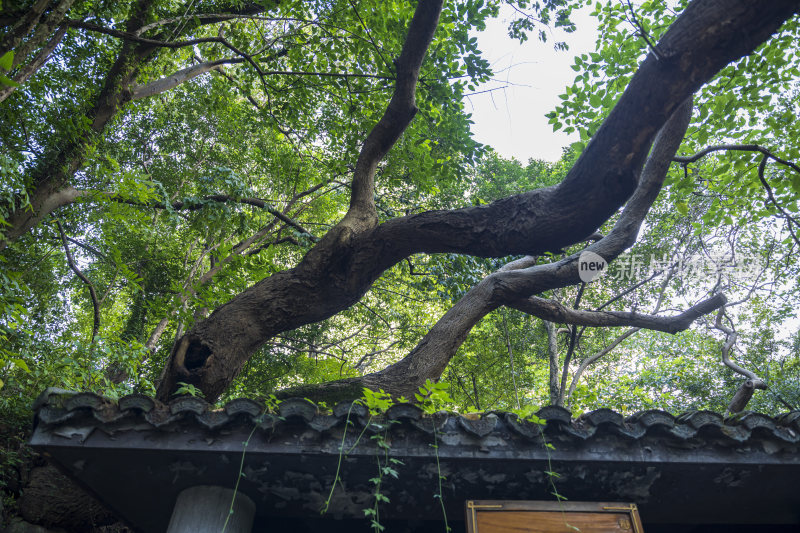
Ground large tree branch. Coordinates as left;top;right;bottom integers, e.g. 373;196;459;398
159;0;800;402
357;2;800;258
351;97;694;399
344;0;443;225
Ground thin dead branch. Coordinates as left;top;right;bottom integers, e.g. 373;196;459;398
56;220;100;343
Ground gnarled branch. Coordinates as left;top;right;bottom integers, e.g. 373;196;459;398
715;308;767;414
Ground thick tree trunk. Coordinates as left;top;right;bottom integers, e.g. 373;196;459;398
158;0;800;403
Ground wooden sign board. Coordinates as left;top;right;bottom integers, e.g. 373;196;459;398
465;501;645;533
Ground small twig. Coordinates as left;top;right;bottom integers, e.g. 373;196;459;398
98;264;120;308
623;0;664;60
353;340;401;371
357;301;392;330
346;0;393;72
65;236;112;263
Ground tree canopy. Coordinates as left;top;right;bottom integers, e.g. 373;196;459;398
1;0;799;432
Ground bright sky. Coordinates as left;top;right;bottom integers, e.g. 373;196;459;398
466;7;599;163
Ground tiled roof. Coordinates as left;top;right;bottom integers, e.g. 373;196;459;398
30;389;800;532
32;388;800;450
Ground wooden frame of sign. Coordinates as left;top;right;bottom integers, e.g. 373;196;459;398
465;500;645;533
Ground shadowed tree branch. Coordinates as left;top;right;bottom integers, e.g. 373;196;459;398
343;97;694;399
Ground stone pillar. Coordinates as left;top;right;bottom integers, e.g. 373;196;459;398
166;485;255;533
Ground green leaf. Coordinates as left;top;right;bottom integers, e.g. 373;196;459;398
0;50;12;70
790;175;800;194
676;202;689;216
570;141;586;153
0;73;19;87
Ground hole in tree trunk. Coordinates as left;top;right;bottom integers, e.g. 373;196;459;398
184;339;212;371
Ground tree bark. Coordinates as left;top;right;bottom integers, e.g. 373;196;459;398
156;0;800;402
727;378;768;414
